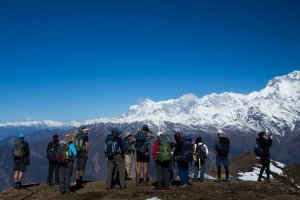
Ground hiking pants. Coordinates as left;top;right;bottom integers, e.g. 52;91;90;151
47;161;59;184
125;154;132;178
177;162;189;186
259;155;271;179
193;160;205;180
59;161;73;195
106;154;126;189
155;160;170;188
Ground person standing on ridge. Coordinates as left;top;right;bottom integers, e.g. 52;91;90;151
135;124;155;186
12;133;30;190
214;131;230;182
105;128;126;190
256;131;273;183
193;136;208;182
124;132;135;180
46;134;60;186
75;126;89;187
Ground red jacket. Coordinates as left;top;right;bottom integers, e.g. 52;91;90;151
152;140;159;160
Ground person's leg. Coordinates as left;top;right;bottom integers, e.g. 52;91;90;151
116;155;126;188
258;157;266;180
136;162;142;185
76;157;81;185
55;162;60;184
178;163;183;186
163;161;170;188
193;161;199;180
200;161;205;181
216;156;222;180
124;155;130;178
59;164;66;195
65;162;73;194
17;172;23;183
106;159;115;189
266;155;271;181
143;162;149;184
223;157;229;180
14;171;18;183
156;161;163;188
217;165;221;180
47;162;54;184
183;163;189;185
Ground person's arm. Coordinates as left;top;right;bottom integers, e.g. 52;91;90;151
152;140;158;160
204;144;209;155
120;138;126;155
85;136;89;155
26;142;30;157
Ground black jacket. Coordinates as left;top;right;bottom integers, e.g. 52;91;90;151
256;136;272;157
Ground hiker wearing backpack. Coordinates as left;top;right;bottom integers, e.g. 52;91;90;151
193;137;208;182
214;131;230;182
173;132;193;188
75;126;89;187
135;124;155;186
46;134;60;186
12;133;30;190
152;132;172;190
124;131;135;180
58;134;77;195
256;131;273;183
105;128;126;190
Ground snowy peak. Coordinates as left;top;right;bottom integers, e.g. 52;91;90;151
0;120;80;128
117;71;300;135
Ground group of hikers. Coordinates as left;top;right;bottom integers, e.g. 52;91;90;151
12;124;273;195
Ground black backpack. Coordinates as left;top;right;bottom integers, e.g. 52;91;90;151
47;141;58;161
135;131;148;155
217;137;230;156
254;142;264;157
104;134;120;158
195;143;207;163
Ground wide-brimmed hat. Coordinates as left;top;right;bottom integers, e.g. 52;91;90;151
82;126;90;132
157;132;163;137
125;132;132;138
64;134;73;142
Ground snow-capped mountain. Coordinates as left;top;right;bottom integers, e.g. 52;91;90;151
99;70;299;136
0;120;81;128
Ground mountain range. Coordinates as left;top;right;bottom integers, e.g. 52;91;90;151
0;70;299;190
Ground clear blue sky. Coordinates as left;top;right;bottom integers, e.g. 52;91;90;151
0;0;299;123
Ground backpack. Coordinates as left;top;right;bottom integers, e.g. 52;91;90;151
156;135;171;162
135;131;148;155
57;143;71;163
254;142;264;157
180;137;193;163
104;134;120;158
74;132;83;153
47;142;58;161
12;139;26;158
217;137;230;156
195;143;207;163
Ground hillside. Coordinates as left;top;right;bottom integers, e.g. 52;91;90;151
1;179;299;200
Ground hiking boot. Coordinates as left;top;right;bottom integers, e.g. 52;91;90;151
126;177;133;181
154;187;162;190
120;186;127;190
141;181;147;186
257;177;262;182
198;179;204;183
180;184;188;189
215;179;222;183
223;179;230;182
136;182;141;186
266;179;271;183
164;187;170;190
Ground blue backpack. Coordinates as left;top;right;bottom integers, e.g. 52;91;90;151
105;134;119;157
180;137;193;163
254;143;263;157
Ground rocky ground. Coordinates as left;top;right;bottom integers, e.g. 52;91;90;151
1;178;299;200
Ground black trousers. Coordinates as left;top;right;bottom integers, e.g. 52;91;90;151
47;161;59;184
155;160;170;188
259;155;271;179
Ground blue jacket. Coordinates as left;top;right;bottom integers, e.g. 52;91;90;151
69;143;77;158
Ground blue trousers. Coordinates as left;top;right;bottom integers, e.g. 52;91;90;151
177;162;189;186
